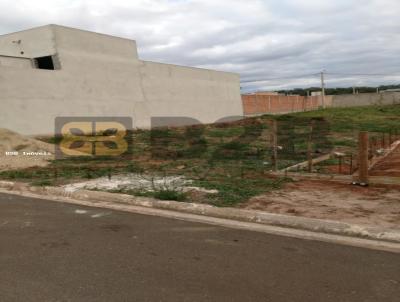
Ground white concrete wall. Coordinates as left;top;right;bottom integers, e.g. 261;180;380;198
0;55;32;69
53;25;139;71
0;65;140;135
0;25;56;58
0;25;243;135
138;61;243;127
331;92;400;107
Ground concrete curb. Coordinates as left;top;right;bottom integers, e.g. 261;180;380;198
1;180;400;244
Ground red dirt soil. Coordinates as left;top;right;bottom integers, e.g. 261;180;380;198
241;179;400;229
369;143;400;177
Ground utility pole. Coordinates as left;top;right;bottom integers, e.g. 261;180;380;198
320;71;326;108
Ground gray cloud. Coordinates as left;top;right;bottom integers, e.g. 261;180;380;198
0;0;399;92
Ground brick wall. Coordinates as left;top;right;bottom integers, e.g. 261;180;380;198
242;94;323;116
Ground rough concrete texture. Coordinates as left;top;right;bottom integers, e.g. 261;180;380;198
1;180;400;244
0;25;243;135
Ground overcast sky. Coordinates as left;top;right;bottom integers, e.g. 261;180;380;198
0;0;399;92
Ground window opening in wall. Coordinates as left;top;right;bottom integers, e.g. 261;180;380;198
33;56;55;70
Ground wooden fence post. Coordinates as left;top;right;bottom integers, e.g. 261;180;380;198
358;131;369;185
349;154;353;175
307;122;314;173
270;120;278;171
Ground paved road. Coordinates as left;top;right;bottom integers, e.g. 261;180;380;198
0;193;399;302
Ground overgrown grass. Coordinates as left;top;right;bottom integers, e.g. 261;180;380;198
3;104;400;206
288;105;400;133
31;179;54;187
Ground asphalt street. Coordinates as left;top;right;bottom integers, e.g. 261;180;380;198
0;192;399;302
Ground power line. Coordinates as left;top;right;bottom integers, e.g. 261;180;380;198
325;72;400;77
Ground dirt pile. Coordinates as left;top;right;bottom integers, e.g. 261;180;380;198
0;128;54;171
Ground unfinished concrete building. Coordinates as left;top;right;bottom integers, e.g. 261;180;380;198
0;25;243;135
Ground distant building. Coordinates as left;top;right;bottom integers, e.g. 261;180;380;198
243;91;285;96
311;91;322;96
380;88;400;93
254;91;280;96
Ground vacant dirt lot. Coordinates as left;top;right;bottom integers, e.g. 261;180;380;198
370;142;400;177
242;180;400;229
